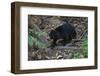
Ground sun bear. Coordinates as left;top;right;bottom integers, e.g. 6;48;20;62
49;22;76;47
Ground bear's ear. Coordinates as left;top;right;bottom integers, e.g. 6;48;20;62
51;30;56;33
49;30;54;39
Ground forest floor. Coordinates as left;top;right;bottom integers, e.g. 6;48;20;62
28;15;88;60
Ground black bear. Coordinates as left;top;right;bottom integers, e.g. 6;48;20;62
49;22;76;47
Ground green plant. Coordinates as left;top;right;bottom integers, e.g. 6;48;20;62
28;28;48;49
73;38;88;59
82;38;88;58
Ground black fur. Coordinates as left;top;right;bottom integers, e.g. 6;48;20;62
49;22;76;47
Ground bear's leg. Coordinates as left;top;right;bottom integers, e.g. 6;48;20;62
51;39;57;48
62;39;67;46
62;37;71;46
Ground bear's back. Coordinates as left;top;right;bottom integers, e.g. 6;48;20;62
55;22;75;35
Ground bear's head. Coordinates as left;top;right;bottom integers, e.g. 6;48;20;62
49;30;60;39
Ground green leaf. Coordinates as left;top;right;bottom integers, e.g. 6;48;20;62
28;35;33;47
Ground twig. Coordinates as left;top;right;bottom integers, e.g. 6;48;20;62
79;29;87;39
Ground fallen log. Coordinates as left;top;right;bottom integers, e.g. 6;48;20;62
54;46;82;50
